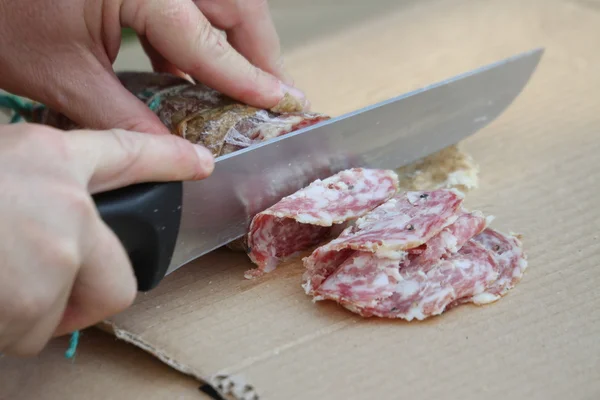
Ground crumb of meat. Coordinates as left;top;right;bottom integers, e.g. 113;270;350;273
270;92;306;113
395;145;479;192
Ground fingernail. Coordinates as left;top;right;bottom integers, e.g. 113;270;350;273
194;145;215;175
182;73;195;84
280;83;309;111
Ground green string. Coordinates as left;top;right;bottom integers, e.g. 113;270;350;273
1;92;80;359
147;94;161;112
65;330;80;359
0;92;45;123
0;93;33;122
140;89;154;98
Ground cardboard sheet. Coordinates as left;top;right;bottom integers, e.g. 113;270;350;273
101;0;600;398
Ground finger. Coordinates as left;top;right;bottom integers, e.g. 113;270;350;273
24;55;170;135
64;128;215;193
2;288;71;356
0;219;78;356
122;0;307;110
138;35;192;80
54;220;137;336
196;0;293;85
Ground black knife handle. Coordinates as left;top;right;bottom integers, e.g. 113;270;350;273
92;181;183;291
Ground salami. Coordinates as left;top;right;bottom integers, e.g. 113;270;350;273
302;189;527;320
313;240;499;320
29;72;329;158
302;189;465;294
471;229;528;301
245;168;400;278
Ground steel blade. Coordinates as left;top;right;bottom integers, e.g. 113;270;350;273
166;48;543;275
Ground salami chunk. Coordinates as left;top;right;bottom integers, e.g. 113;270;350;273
245;168;399;278
147;84;328;157
302;189;527;320
27;71;329;158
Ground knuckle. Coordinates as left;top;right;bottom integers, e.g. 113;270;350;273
246;63;265;85
62;189;97;223
13;291;49;324
107;128;144;174
49;237;81;271
108;128;142;155
108;275;138;314
20;124;69;155
189;22;229;68
157;0;193;27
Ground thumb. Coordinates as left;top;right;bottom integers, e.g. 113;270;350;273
64;127;215;193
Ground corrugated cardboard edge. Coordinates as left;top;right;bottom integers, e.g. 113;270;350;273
98;322;259;400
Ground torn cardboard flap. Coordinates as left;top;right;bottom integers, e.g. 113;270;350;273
106;0;600;399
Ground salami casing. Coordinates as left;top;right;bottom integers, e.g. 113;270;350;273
30;72;330;158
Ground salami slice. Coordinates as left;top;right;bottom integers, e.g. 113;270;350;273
409;210;490;266
302;189;465;294
314;240;499;320
245;168;399;279
470;229;528;301
302;189;527;320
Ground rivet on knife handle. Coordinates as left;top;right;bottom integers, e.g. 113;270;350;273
92;181;183;291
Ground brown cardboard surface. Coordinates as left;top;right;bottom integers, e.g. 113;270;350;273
3;0;600;398
0;328;208;400
102;0;600;399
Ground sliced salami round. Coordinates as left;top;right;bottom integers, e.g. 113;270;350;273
245;168;399;278
302;189;465;294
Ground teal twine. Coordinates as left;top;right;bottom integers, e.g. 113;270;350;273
147;95;161;112
140;89;154;99
2;93;80;359
65;331;80;359
0;93;41;122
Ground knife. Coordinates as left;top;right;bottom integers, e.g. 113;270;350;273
93;48;543;291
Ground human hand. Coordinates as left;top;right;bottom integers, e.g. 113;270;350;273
0;0;304;135
0;122;214;356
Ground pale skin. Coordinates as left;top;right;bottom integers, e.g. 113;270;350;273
0;0;306;356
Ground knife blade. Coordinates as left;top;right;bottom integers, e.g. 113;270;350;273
93;48;543;291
